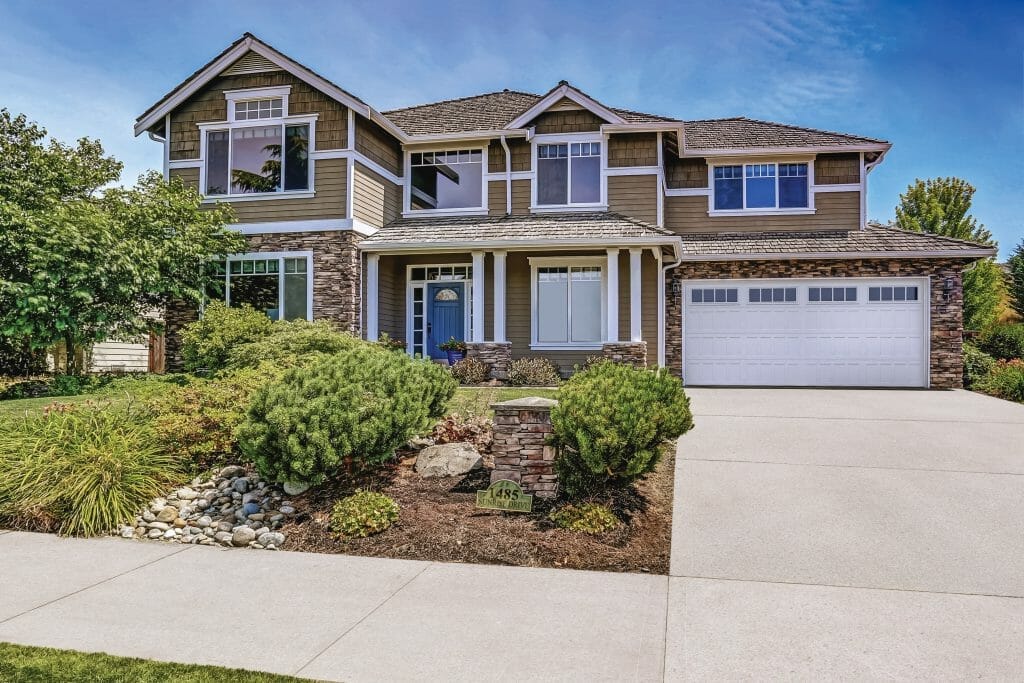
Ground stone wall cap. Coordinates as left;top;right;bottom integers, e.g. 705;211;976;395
491;397;559;409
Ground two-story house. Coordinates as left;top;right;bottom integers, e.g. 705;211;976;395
135;34;994;388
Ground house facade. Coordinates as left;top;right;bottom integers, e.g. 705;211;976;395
136;34;995;388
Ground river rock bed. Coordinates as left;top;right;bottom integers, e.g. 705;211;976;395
121;465;296;550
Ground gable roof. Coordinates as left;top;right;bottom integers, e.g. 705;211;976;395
683;117;888;152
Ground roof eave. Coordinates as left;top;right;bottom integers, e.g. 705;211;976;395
684;142;892;157
677;247;995;261
358;235;681;254
403;129;530;145
600;122;684;133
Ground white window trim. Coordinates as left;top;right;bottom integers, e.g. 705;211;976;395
404;263;474;357
530;132;608;212
224;86;292;123
197;113;318;202
528;256;607;350
218;250;314;321
708;158;815;216
402;146;488;216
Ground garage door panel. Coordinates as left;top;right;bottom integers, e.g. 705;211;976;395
683;278;928;388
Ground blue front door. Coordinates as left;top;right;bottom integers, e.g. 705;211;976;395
426;282;465;359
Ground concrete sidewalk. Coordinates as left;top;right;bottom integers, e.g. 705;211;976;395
0;531;667;682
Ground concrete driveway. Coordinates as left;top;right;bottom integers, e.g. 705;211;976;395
668;388;1024;680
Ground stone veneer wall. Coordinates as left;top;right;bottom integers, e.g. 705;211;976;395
601;342;648;368
664;258;970;389
164;230;363;372
491;397;559;499
465;342;512;380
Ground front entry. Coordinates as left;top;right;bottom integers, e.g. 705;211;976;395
426;282;465;359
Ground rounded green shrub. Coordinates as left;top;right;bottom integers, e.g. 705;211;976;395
977;324;1024;361
330;490;399;537
975;360;1024;403
181;302;273;373
226;320;362;371
549;503;620;534
552;361;694;498
508;357;561;386
963;342;996;388
238;344;457;485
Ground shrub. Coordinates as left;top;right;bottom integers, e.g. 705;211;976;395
376;332;406;352
0;401;181;536
181;302;273;373
450;357;488;385
549;503;621;534
330;490;399;537
975;360;1024;403
552;362;694;499
963;343;996;388
508;357;561;386
431;413;494;451
226;319;362;371
149;367;275;472
0;335;46;376
239;344;457;485
977;324;1024;361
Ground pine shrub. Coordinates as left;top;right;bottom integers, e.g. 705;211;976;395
226;319;362;371
507;357;561;386
549;503;620;534
238;345;456;485
977;324;1024;361
181;302;273;373
450;357;488;384
552;361;693;498
330;490;399;537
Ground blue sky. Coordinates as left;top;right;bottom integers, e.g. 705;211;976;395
2;0;1021;257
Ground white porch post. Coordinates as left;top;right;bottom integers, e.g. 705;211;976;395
471;250;485;343
606;248;620;342
629;248;643;342
493;250;507;342
366;253;379;341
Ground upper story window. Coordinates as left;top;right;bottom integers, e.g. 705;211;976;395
537;141;601;207
206;124;310;195
234;98;283;121
410;149;483;210
713;162;809;211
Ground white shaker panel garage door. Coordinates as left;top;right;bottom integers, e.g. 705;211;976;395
683;278;929;387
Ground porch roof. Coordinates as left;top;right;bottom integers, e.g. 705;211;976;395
358;211;679;253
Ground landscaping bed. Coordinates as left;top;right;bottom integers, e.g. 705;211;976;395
280;444;675;574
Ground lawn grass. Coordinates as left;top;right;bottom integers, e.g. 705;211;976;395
447;386;559;417
0;642;309;682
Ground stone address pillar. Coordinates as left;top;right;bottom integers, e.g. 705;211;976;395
490;397;558;499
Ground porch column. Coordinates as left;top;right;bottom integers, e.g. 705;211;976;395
471;250;485;343
606;248;619;342
493;250;507;342
366;253;379;341
629;248;643;342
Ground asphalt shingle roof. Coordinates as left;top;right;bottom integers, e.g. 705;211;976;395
683;117;887;149
679;226;993;256
361;212;675;247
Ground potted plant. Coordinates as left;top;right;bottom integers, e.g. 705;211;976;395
438;337;467;365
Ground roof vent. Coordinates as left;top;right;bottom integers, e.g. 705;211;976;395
222;51;281;76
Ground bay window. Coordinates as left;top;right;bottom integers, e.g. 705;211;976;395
532;260;604;347
410;149;483;210
713;162;809;211
536;141;602;206
207;254;312;321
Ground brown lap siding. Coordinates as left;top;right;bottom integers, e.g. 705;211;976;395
664;258;970;389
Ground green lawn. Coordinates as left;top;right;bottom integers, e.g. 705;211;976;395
0;642;310;682
448;386;558;417
0;394;96;419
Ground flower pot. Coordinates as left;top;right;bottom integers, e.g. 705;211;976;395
446;350;465;365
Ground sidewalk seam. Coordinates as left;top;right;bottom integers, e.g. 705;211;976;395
0;544;194;626
293;562;433;676
680;457;1024;477
668;573;1024;600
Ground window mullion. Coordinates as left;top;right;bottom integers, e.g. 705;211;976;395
741;164;747;209
279;127;285;194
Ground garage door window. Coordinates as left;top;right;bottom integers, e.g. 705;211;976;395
749;287;797;303
692;288;738;303
809;286;857;302
869;286;918;302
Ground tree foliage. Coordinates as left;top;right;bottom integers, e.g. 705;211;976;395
0;110;244;373
893;176;1002;331
1008;239;1024;319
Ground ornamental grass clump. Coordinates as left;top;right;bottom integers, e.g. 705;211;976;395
549;503;621;534
0;401;181;536
551;361;693;499
238;343;457;486
330;490;399;537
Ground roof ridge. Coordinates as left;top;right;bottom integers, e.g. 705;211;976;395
727;116;889;145
382;89;540;115
871;225;994;249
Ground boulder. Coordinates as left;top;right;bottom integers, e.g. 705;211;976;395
415;442;483;478
155;506;178;523
231;527;256;546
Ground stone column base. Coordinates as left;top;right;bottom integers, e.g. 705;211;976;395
465;342;512;381
601;341;648;368
491;397;559;499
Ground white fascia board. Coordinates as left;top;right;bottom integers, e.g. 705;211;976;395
601;123;684;134
359;235;681;254
684;143;892;157
368;109;410;144
231;218;359;235
675;248;996;262
134;36;372;136
403;130;529;146
506;84;627;129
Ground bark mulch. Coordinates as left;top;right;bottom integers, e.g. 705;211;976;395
281;446;675;574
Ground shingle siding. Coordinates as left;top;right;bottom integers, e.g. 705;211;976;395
814;153;861;184
608;133;659;168
665;157;708;189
